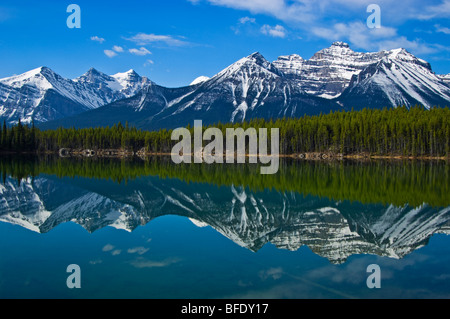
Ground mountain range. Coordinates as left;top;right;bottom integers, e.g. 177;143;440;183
1;42;449;130
1;173;449;264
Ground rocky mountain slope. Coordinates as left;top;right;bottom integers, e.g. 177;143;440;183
0;67;151;125
2;42;449;130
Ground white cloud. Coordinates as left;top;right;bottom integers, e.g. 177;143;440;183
126;33;189;47
127;247;149;255
195;0;448;58
311;21;397;49
205;0;316;24
104;49;118;58
259;267;284;280
91;36;105;43
129;47;152;56
129;257;180;268
239;16;256;24
202;0;430;25
102;244;121;255
102;244;114;252
435;24;450;34
197;0;450;27
260;24;287;38
111;249;121;256
112;45;124;52
311;21;439;55
144;59;154;67
417;0;450;20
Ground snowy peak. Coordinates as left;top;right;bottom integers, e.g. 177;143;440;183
76;68;149;94
74;68;120;92
385;48;432;70
112;69;141;85
214;52;282;81
311;42;359;61
247;52;270;66
0;66;58;90
75;67;110;82
190;76;210;86
246;52;282;75
111;69;152;96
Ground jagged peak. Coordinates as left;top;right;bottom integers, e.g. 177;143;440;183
117;69;139;77
86;67;100;73
244;52;273;68
75;68;111;83
383;48;431;70
112;69;145;87
244;52;282;75
0;66;58;88
247;51;265;59
23;66;54;76
311;42;355;60
213;51;282;80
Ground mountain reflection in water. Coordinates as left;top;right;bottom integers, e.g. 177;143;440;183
1;155;449;265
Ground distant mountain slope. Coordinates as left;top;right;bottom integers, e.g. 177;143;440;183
340;49;450;109
3;42;449;130
0;67;151;125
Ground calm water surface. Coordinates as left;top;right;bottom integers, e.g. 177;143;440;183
0;156;449;299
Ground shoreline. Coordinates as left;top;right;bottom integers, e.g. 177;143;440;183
1;149;448;161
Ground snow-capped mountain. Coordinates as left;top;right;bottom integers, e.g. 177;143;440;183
41;51;341;130
151;51;337;125
1;173;449;264
273;41;386;99
340;49;450;109
73;68;151;102
0;175;142;233
0;67;151;125
272;42;450;107
4;42;450;130
42;42;450;131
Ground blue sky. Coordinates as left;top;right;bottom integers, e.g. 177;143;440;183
0;0;449;87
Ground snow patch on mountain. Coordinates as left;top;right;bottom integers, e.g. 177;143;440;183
190;76;210;86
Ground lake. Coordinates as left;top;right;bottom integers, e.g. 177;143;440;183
0;155;449;299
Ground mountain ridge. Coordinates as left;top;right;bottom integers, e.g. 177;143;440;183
2;42;450;130
0;66;151;125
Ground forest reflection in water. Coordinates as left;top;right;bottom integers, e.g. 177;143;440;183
1;155;449;261
0;155;449;298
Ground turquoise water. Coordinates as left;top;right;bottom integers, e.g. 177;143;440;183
0;158;449;299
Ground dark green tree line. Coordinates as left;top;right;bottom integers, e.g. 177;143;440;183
0;106;449;157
